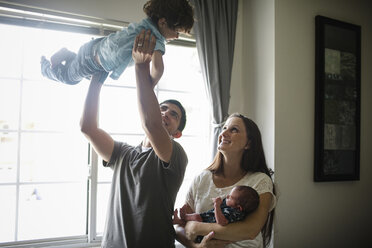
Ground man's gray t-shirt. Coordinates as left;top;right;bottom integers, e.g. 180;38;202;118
101;140;188;248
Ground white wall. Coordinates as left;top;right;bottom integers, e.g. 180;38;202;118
230;0;275;171
272;0;372;247
232;0;372;247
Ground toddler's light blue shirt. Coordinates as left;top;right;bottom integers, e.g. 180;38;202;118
97;18;166;80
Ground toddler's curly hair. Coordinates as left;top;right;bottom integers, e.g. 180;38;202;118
143;0;194;34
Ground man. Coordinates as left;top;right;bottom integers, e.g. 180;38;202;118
80;30;188;248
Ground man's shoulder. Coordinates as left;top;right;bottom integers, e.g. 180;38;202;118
114;140;137;149
112;141;141;158
171;139;187;156
171;138;183;147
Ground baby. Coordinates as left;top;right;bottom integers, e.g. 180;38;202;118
173;185;259;243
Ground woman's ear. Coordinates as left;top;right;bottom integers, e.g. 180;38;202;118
245;140;251;150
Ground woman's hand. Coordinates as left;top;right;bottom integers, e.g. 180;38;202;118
176;223;231;248
184;221;231;247
198;232;231;248
185;221;199;241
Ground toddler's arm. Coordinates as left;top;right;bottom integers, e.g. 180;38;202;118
213;197;229;226
150;50;164;88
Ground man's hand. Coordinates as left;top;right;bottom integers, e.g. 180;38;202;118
132;29;156;65
80;73;114;163
133;28;173;163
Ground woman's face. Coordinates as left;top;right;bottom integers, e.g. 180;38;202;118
218;117;249;154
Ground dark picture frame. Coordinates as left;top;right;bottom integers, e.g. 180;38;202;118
314;15;361;182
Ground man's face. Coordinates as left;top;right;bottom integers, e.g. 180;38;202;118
159;103;182;137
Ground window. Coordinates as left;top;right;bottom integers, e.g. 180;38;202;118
0;7;210;247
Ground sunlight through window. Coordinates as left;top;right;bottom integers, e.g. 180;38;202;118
0;14;210;246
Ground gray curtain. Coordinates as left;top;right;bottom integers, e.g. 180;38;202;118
191;0;238;160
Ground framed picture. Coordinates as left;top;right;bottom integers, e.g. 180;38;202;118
314;15;361;182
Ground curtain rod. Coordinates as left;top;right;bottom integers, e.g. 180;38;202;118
0;1;195;45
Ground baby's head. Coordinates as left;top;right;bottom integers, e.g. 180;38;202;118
226;186;259;214
143;0;194;36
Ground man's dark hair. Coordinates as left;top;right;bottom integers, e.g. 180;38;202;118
143;0;194;34
160;99;186;132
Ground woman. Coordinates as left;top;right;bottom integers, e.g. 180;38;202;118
176;113;277;248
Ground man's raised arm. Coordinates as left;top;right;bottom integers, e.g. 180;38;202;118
132;30;173;162
80;74;114;162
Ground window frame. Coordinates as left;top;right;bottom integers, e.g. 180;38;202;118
0;4;209;248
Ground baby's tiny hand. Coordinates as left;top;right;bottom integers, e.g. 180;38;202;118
213;197;223;205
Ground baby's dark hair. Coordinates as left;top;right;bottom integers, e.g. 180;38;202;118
235;185;260;214
143;0;194;34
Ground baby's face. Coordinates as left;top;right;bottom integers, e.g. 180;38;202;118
225;188;241;208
